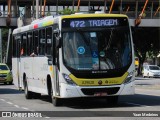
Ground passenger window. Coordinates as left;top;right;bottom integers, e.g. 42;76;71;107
13;35;20;57
27;32;33;56
12;36;17;57
46;27;52;55
21;33;27;56
33;30;39;55
39;29;45;55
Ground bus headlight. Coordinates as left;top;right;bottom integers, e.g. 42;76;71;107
62;73;77;86
124;71;134;84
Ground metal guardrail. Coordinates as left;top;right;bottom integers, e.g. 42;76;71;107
0;10;159;27
0;10;159;19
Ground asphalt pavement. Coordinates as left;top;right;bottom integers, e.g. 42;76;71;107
0;77;160;119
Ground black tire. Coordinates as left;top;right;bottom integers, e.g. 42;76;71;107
33;93;41;99
143;74;145;78
106;96;119;105
52;96;62;106
9;81;13;85
147;73;150;78
50;84;62;106
24;80;33;99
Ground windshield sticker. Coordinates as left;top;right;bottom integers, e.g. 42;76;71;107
100;51;105;57
90;32;96;37
78;68;92;70
77;46;85;54
92;51;98;58
92;58;99;70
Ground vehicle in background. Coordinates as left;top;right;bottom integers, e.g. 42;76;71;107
135;57;139;76
0;63;13;84
143;65;160;78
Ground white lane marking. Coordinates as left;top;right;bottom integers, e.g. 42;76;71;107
0;98;35;111
21;107;29;110
126;102;151;107
0;99;5;101
7;102;13;105
44;117;51;119
14;105;20;108
30;110;35;112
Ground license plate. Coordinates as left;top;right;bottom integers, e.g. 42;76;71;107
0;78;5;81
94;92;107;96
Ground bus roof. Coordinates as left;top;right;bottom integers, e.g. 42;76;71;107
13;13;128;35
61;13;128;19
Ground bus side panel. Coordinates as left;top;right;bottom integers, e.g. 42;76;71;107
21;57;49;95
20;57;33;91
12;58;19;88
32;57;49;94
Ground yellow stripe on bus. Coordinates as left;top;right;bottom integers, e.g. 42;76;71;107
61;14;128;19
69;72;128;86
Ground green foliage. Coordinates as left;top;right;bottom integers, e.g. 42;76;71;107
2;29;8;38
46;12;51;16
133;27;159;75
59;8;75;15
147;50;159;59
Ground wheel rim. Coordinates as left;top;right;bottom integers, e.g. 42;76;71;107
25;85;27;95
24;81;28;96
50;85;55;103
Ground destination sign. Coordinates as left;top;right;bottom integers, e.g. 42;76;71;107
62;17;128;28
70;19;118;28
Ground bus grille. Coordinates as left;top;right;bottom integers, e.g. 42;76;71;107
81;87;120;95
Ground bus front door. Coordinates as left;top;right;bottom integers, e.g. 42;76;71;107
17;39;23;89
53;63;60;97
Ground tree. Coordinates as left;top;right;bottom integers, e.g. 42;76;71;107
133;27;160;75
59;7;75;15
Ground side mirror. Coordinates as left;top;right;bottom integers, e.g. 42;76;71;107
53;29;61;48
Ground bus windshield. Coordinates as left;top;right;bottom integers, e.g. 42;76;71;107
62;27;132;71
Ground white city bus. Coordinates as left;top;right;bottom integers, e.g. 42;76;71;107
12;13;135;106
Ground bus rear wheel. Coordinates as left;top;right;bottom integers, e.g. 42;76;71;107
24;81;33;99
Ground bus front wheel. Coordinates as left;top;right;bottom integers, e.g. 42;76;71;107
50;85;62;106
52;96;62;107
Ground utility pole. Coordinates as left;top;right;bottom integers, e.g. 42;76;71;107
72;0;75;12
120;0;123;14
0;5;2;63
36;0;39;19
104;0;107;13
0;29;2;63
56;0;58;15
6;29;12;64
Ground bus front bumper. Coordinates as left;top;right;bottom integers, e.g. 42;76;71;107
59;82;135;98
